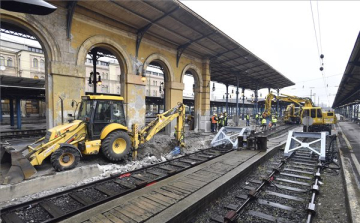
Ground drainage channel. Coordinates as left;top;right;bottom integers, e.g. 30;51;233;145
190;136;330;223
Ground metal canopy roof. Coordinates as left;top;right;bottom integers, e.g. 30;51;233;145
60;0;294;90
0;75;45;99
332;32;360;108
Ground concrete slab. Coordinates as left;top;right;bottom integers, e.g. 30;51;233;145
0;164;102;204
337;121;360;223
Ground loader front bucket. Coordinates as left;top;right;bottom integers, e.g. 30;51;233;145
1;149;37;184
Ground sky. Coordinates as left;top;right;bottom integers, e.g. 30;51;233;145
181;1;360;107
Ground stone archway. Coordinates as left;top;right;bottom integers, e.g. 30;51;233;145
181;64;203;132
76;35;132;98
1;13;61;128
143;53;174;111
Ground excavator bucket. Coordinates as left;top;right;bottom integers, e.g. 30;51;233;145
1;147;37;184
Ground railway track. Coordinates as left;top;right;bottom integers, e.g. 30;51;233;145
191;136;336;223
0;125;297;223
0;129;46;141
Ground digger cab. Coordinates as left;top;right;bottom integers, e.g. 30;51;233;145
78;95;127;140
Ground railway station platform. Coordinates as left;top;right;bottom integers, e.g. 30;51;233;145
0;116;46;132
337;121;360;223
61;128;295;223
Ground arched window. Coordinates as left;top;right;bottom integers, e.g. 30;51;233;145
40;59;45;69
33;58;38;68
0;56;5;66
7;58;13;67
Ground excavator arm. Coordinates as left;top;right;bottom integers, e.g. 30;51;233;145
263;93;314;119
131;103;185;159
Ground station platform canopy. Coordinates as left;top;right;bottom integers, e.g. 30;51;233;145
332;32;360;108
54;0;294;90
0;75;45;99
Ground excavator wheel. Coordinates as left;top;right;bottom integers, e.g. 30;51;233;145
102;131;131;161
51;146;80;172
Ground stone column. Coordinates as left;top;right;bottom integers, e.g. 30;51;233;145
198;59;211;132
124;74;146;128
50;73;85;127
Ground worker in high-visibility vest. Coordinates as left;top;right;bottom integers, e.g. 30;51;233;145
255;113;260;125
272;115;278;127
218;113;224;131
261;118;267;131
211;114;218;132
246;114;250;126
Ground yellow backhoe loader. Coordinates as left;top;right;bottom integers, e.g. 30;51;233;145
1;95;185;184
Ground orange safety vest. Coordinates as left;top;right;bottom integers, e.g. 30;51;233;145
211;116;217;124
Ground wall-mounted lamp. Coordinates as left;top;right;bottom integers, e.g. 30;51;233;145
159;82;164;93
212;83;215;92
232;89;234;94
88;71;101;86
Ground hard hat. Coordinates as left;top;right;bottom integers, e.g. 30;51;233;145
214;114;217;116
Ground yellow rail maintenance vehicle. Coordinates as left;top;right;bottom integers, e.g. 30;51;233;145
1;95;185;184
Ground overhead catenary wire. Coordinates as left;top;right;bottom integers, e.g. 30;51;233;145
309;0;330;106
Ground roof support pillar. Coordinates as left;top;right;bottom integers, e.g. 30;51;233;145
276;88;280;116
242;88;245;120
225;84;229;113
9;98;14;126
0;99;2;122
235;76;239;126
16;98;21;129
254;87;258;116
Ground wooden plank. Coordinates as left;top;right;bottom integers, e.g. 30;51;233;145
146;169;165;176
171;180;200;191
124;203;153;219
185;174;212;183
143;191;176;206
102;211;125;223
161;185;191;196
224;204;238;211
154;188;184;200
283;168;313;175
210;214;224;223
179;177;207;187
93;213;112;223
293;161;315;167
243;186;256;191
249;179;262;184
95;185;117;196
114;179;136;189
276;178;311;186
129;198;161;214
138;196;167;208
108;208;136;223
88;216;102;223
265;191;305;202
236;194;248;200
280;173;312;180
272;184;308;193
258;199;295;211
248;210;292;223
131;174;149;182
115;205;146;222
69;192;93;205
39;201;65;218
